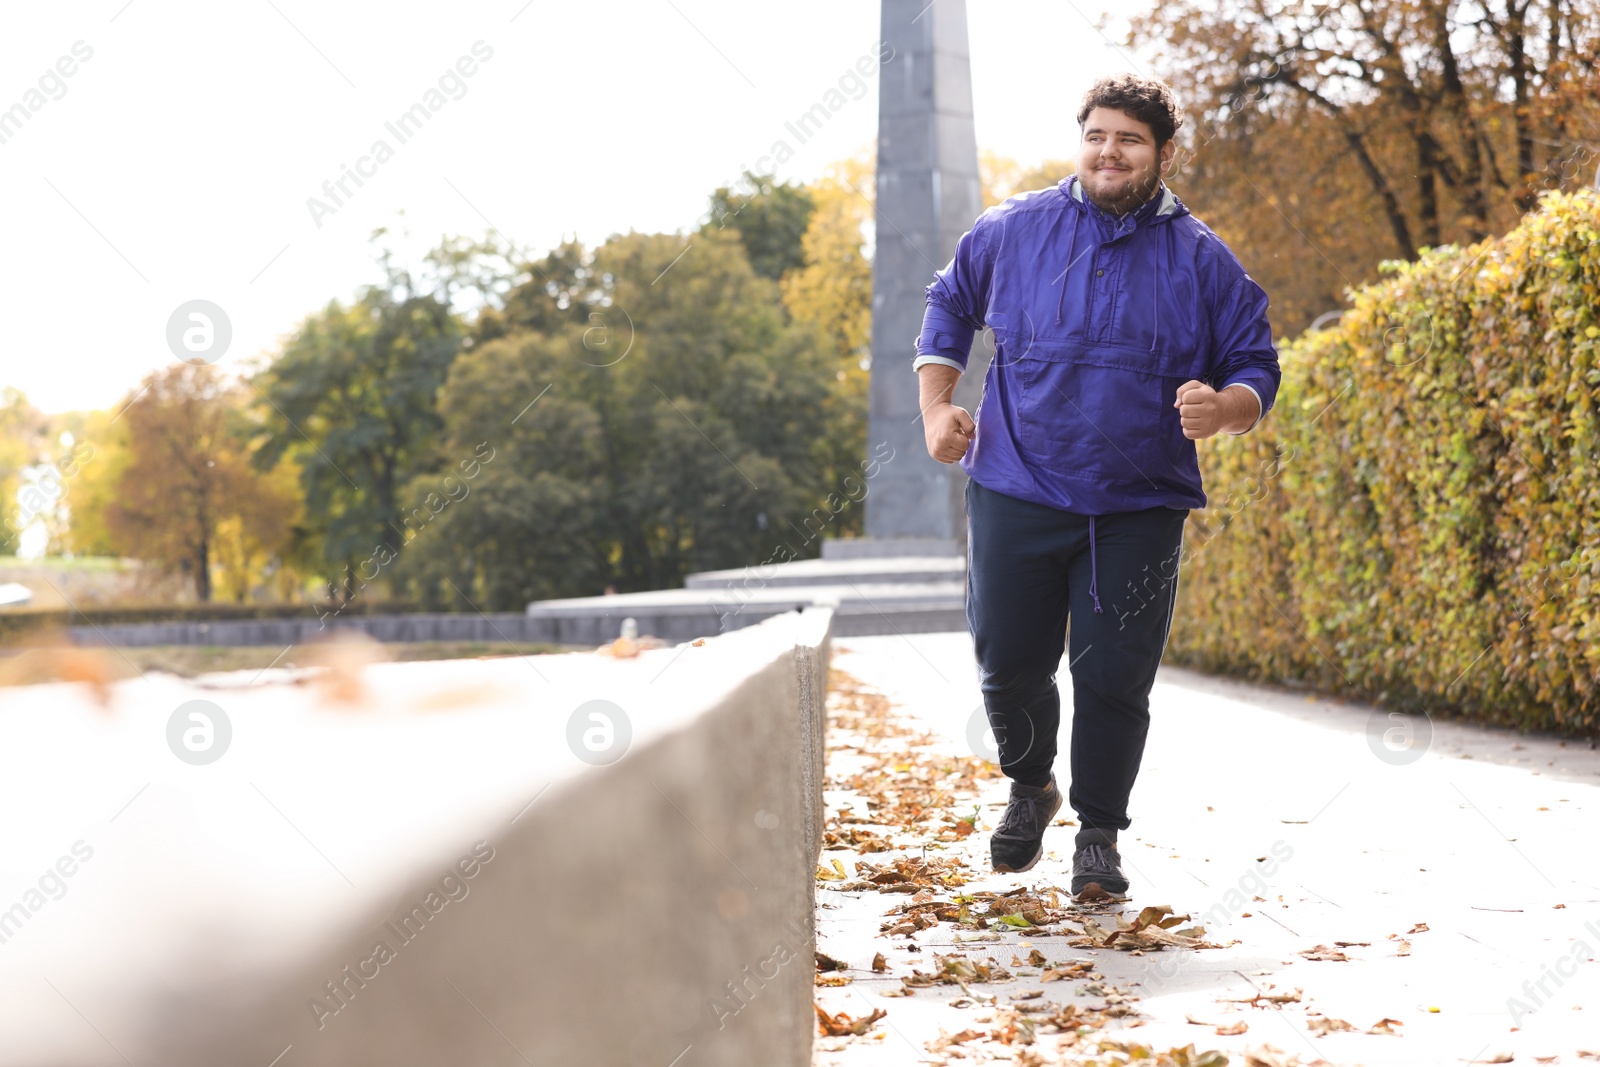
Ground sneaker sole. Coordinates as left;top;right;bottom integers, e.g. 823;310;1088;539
992;845;1043;874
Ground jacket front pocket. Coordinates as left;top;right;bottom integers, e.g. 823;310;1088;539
1016;356;1175;487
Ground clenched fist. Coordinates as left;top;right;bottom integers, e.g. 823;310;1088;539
923;402;975;464
1173;380;1261;439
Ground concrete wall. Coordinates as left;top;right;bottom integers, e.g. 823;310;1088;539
68;598;964;648
0;610;831;1066
65;607;789;649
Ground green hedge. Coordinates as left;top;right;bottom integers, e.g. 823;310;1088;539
1169;190;1600;735
0;600;419;645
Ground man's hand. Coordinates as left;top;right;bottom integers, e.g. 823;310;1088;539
1174;380;1260;439
918;363;974;463
924;402;975;463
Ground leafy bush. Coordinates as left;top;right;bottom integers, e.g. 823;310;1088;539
1169;190;1600;735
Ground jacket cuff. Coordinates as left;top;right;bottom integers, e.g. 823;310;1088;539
912;354;966;373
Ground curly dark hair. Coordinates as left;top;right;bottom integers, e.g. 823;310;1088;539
1076;74;1183;147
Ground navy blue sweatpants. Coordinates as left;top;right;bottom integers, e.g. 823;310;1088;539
965;478;1188;834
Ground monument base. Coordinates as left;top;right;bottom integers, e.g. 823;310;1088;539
821;537;961;560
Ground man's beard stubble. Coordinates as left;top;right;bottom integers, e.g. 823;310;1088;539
1083;165;1161;217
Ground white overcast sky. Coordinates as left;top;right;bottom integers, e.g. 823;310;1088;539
2;0;1152;414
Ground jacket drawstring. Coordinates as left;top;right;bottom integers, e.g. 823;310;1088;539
1055;211;1079;327
1088;515;1103;614
1149;226;1163;354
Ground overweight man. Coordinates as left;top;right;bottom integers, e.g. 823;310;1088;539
916;74;1281;899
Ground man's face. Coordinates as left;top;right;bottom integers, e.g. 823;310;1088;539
1077;106;1174;216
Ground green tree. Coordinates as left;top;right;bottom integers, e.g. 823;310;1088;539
706;171;815;282
398;227;855;609
253;253;462;601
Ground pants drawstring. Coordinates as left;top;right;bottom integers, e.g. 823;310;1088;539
1089;515;1103;614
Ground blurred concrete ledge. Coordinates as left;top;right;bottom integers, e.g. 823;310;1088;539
66;562;964;647
0;609;830;1066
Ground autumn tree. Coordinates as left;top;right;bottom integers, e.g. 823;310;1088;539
106;364;297;602
1131;0;1600;331
980;150;1078;208
0;388;48;552
50;407;129;558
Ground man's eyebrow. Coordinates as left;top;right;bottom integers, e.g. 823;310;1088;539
1083;126;1148;140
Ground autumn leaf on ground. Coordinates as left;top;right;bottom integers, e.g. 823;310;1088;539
1220;987;1303;1007
1393;939;1412;956
815;951;847;973
304;630;388;705
1241;1045;1335;1067
1366;1017;1404;1035
1216;1020;1250;1035
1298;944;1350;961
928;1028;986;1050
1041;960;1094;981
815;973;851;986
816;858;848;881
1091;1039;1230;1067
1307;1016;1355;1036
814;1003;887;1037
1407;922;1429;933
871;952;888;973
0;631;125;709
1080;906;1220;951
1468;1053;1514;1064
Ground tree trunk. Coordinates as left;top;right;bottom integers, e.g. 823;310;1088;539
1509;0;1539;211
195;537;211;603
1432;6;1491;239
1344;126;1415;258
1417;136;1442;249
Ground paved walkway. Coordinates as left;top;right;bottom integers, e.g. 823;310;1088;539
814;633;1600;1066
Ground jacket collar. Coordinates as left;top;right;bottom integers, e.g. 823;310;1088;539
1062;175;1182;223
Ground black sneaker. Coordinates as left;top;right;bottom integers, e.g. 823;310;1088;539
1071;828;1129;900
990;775;1062;873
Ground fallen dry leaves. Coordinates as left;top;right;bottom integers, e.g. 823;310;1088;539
817;669;1237;1066
814;1003;887;1037
1306;1015;1355;1036
1238;1045;1336;1067
0;632;121;708
1297;944;1350;962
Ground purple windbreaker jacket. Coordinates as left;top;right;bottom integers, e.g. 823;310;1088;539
915;175;1282;517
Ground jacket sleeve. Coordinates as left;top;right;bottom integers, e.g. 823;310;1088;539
913;214;997;373
1208;272;1281;435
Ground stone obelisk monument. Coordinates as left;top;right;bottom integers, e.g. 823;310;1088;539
860;0;986;552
